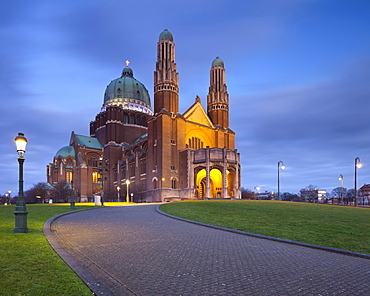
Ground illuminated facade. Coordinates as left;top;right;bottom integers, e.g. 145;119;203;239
47;29;241;202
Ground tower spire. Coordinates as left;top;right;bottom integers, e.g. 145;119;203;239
154;29;179;114
207;57;229;129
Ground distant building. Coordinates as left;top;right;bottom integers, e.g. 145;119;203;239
47;29;241;203
300;189;326;203
358;184;370;206
255;191;275;200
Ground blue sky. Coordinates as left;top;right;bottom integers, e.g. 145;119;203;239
1;0;370;196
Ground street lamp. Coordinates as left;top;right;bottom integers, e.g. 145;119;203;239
70;181;75;210
117;186;121;202
125;179;130;203
99;157;108;206
14;133;28;233
338;174;344;205
278;161;285;201
354;157;362;207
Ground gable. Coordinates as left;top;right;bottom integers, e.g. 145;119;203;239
183;99;214;128
70;131;102;149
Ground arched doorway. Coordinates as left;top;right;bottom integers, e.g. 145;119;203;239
195;168;223;198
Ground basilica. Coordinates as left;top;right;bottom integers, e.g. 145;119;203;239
47;29;241;202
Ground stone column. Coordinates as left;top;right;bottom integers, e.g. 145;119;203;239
222;148;228;199
206;147;210;198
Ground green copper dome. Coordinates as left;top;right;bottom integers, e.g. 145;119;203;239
159;29;173;42
55;146;75;159
103;64;152;115
212;56;224;68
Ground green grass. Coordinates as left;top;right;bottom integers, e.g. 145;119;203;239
160;200;370;254
0;204;94;296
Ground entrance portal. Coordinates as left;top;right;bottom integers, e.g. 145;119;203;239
195;168;223;198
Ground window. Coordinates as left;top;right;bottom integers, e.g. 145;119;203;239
92;172;101;183
187;137;204;150
172;179;177;189
140;160;146;174
66;171;73;183
88;157;98;167
130;163;135;177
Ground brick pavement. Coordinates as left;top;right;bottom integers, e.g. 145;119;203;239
49;204;370;295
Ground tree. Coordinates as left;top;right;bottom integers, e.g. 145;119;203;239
241;187;254;199
331;187;347;204
281;192;300;202
345;189;355;205
51;181;72;203
25;182;49;203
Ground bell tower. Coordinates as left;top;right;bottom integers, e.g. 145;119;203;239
154;29;179;114
207;57;229;129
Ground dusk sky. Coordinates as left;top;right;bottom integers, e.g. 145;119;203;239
1;0;370;197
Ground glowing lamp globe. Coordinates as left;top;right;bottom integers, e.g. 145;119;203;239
15;133;28;156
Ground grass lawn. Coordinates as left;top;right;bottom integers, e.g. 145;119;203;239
160;200;370;255
0;204;95;296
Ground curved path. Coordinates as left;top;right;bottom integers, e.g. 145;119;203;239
48;205;369;295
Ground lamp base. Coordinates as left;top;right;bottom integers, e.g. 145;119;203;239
14;211;28;233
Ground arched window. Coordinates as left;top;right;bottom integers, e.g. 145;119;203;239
88;157;98;167
171;179;177;189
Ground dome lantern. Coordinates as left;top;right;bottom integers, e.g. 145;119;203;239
103;62;153;115
212;56;224;68
159;29;173;42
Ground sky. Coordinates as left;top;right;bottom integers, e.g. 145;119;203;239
1;0;370;197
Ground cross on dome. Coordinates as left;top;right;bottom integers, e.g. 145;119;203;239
126;60;130;67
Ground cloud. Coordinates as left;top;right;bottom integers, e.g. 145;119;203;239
234;56;370;145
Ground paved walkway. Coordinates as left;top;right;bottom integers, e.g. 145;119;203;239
47;205;370;295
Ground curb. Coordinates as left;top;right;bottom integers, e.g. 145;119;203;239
43;208;115;296
156;205;370;260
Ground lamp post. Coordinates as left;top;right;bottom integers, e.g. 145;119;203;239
99;157;108;206
14;133;28;233
8;190;11;204
70;181;75;210
125;179;130;203
278;161;285;201
354;157;362;207
338;174;344;205
117;186;121;202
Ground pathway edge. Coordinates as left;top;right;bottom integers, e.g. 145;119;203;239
43;208;115;296
156;205;370;260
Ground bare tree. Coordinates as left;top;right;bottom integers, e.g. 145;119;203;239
25;182;49;203
345;189;355;205
331;186;347;204
51;181;72;203
281;192;301;202
241;187;254;199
